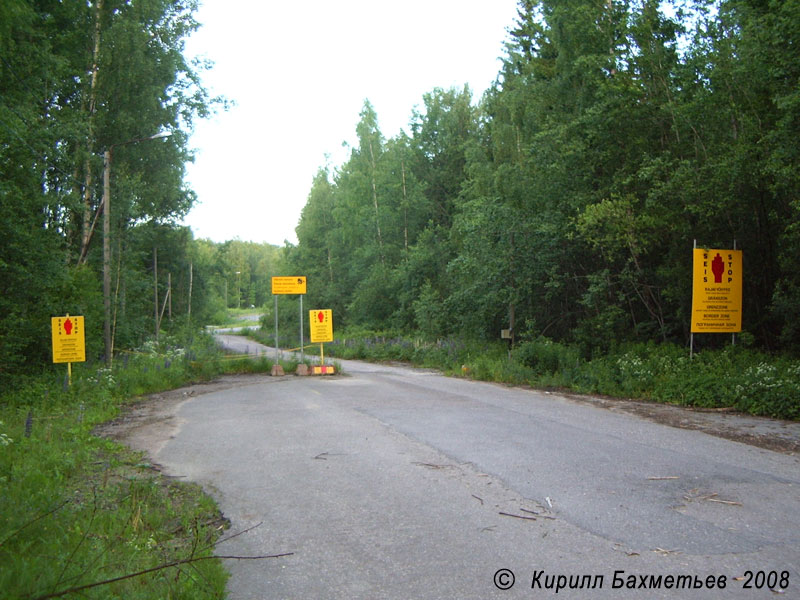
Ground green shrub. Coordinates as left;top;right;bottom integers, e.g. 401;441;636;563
0;330;308;599
0;335;233;599
247;325;800;421
733;361;800;419
515;338;580;376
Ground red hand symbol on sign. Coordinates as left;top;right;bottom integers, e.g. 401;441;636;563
317;311;324;323
64;319;73;335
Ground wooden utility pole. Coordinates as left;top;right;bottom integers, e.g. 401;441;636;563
401;159;409;255
187;261;193;321
154;247;159;340
158;283;170;334
167;272;172;321
103;148;112;366
509;230;516;348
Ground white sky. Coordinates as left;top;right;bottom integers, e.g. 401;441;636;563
181;0;520;246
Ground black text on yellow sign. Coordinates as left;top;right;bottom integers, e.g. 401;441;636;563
691;248;743;333
51;315;86;363
309;309;333;343
271;276;307;295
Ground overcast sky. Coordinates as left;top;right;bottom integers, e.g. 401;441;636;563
181;0;520;246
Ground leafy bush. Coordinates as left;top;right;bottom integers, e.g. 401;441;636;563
312;329;800;420
734;361;800;419
0;335;237;599
515;338;580;376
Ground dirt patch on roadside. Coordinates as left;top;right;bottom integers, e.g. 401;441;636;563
562;392;800;455
95;374;286;459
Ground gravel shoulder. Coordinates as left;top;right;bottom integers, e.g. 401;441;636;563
563;391;800;454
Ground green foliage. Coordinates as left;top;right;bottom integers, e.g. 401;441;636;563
734;361;800;419
0;205;66;377
4;0;799;502
0;0;229;382
0;334;241;599
283;0;800;362
515;338;580;376
321;330;799;420
413;281;448;340
566;343;800;419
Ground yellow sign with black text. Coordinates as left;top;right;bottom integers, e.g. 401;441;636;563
309;309;333;343
51;315;86;363
271;276;307;295
691;249;743;333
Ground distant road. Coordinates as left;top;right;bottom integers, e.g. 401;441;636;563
150;333;799;598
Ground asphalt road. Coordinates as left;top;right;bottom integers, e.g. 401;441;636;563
152;334;799;599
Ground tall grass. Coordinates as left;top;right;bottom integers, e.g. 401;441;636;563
311;331;800;420
0;332;284;600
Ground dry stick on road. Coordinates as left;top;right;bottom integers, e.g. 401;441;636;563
706;497;743;506
499;511;537;521
520;508;556;520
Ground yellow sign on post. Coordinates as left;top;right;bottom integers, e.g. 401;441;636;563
309;309;334;374
271;276;307;295
691;249;743;333
309;309;333;343
51;315;86;363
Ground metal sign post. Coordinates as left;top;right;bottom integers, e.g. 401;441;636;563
690;239;743;358
309;309;334;375
274;295;279;362
51;314;86;386
271;276;307;365
299;294;304;364
691;240;696;359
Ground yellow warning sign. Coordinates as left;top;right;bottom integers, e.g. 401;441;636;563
271;276;306;295
691;249;743;333
51;315;86;363
309;309;333;343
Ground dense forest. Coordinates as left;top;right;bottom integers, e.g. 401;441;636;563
2;0;799;387
0;0;286;384
5;2;798;596
288;0;800;355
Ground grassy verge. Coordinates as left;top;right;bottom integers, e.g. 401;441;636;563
0;332;288;600
307;331;800;420
241;329;341;372
205;307;265;329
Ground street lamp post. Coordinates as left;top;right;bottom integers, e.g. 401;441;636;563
103;131;172;367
